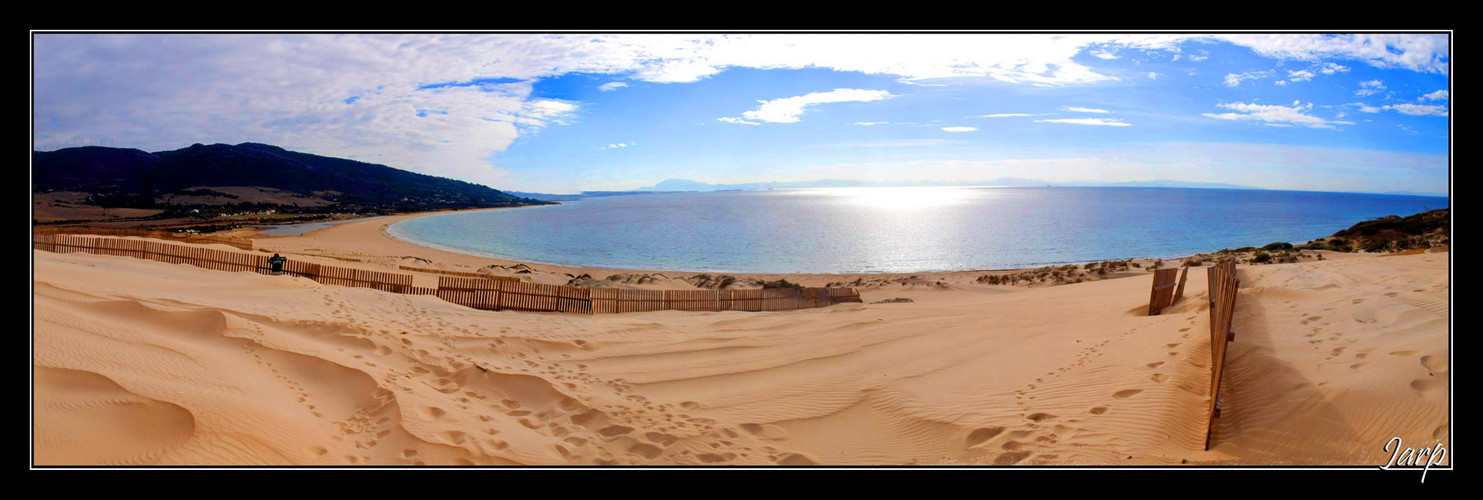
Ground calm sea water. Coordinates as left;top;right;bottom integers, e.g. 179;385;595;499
388;187;1447;273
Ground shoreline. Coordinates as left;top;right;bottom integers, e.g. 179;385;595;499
248;205;1370;290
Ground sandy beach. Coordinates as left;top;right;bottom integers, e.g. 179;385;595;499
31;211;1449;465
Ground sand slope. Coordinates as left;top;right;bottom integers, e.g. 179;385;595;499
32;250;1448;465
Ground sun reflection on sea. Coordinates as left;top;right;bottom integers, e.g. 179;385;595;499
800;186;988;210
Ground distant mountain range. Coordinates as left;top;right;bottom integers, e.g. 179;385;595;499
635;177;1260;192
513;177;1448;201
512;178;1261;200
504;190;687;202
33;143;546;212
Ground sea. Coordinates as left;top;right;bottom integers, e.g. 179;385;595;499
387;187;1447;274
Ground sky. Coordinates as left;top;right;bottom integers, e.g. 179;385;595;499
32;33;1450;196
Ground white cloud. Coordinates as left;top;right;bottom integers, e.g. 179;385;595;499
1384;103;1449;116
1206;33;1448;74
1091;50;1119;60
1064;106;1110;113
1202;101;1354;129
725;88;895;124
30;33;1451;189
599;142;633;150
1355;80;1387;96
973;113;1037;118
941;126;978;132
1224;70;1274;87
1287;69;1315;82
1147;72;1159;79
854;121;889;126
1319;62;1350;75
717;116;760;125
1035;118;1132;127
598;81;628;91
1422;90;1449;101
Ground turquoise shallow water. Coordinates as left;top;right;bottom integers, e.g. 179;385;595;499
387;187;1447;274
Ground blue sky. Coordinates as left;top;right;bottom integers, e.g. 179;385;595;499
32;33;1450;195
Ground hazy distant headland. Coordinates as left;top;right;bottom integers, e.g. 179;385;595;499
509;177;1448;202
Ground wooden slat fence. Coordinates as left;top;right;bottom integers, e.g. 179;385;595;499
35;234;414;293
721;289;762;312
665;289;721;312
448;280;861;315
35;234;861;315
1204;259;1240;450
592;288;667;314
33;226;253;250
1147;267;1180;315
1172;264;1190;305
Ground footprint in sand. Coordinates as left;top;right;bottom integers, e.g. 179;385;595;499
994;451;1032;465
439;431;467;445
1089;407;1108;415
1410;378;1442;398
1420;355;1446;373
598;425;634;438
966;427;1005;447
645;432;680;446
628;443;664;459
1151;373;1169;383
695;453;735;464
776;452;818;465
1112;389;1143;399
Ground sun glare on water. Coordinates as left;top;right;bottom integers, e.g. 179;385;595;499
806;186;985;210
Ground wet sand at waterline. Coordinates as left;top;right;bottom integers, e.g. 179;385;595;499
32;233;1447;464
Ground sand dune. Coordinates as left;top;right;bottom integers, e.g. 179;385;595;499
31;248;1448;465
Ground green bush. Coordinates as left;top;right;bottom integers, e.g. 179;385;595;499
1262;242;1293;251
761;279;804;291
1253;252;1272;263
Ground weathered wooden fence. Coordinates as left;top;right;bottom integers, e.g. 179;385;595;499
1147;268;1177;315
36;234;861;315
1148;265;1192;315
1204;259;1239;450
1172;264;1190;304
34;233;415;293
33;226;254;250
442;276;861;315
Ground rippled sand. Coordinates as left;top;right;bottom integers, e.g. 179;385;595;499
32;249;1447;465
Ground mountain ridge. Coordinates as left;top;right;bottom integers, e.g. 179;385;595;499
33;143;548;214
